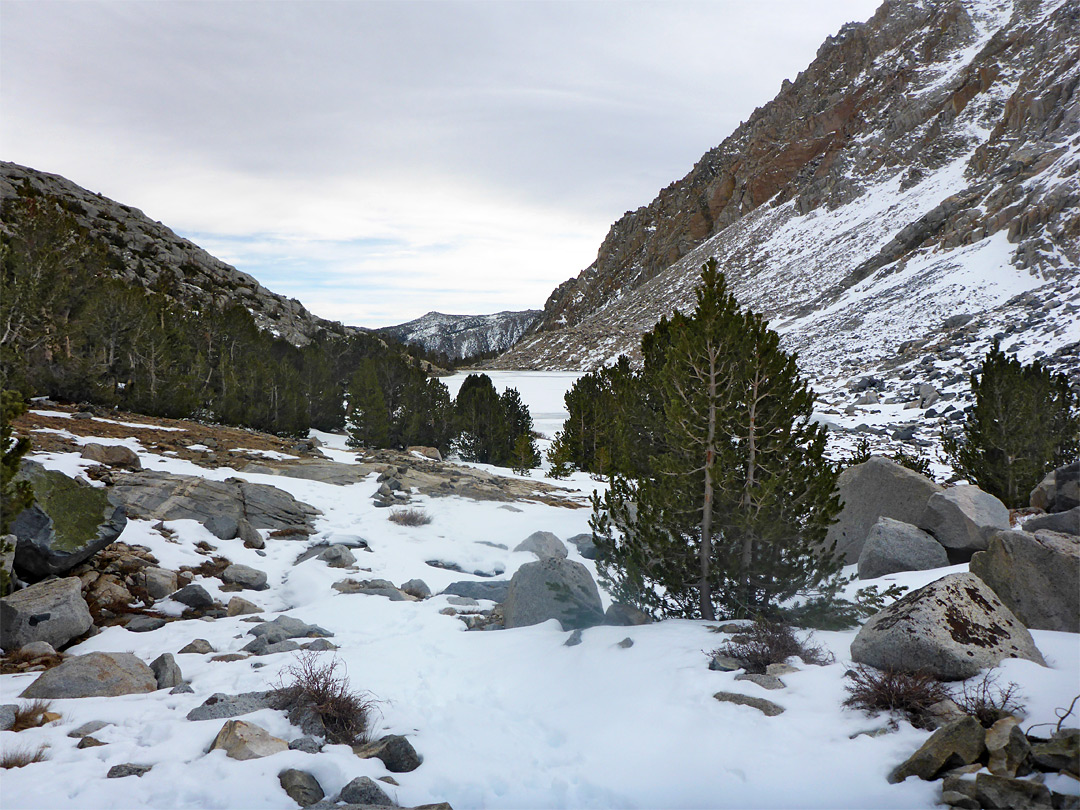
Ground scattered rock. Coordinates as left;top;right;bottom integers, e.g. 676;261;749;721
513;531;567;560
80;443;141;470
338;776;393;806
237;519;265;549
142;566;178;600
919;485;1011;559
735;673;785;690
10;461;128;578
973;773;1051;808
406;446;442;461
0;576;92;651
150;653;184;689
440;580;510;603
617;637;634;648
0;704;16;731
247;615;333;644
566;533;598;560
985;716;1032;778
186;691;275;722
125;615;167;633
288;736;322;754
850;572;1046;679
1029;728;1079;774
317;545;357;568
243;637;301;656
824;456;943;563
279;768;325;807
302;639;338;652
888;716;986;783
446;595;478;607
856;517;948;579
766;663;800;676
178;638;215;655
970;529;1079;632
20;651;156;698
77;735;107;749
401;579;431;599
107;763;152;778
502;557;604;631
564;629;583;647
1030;461;1079;513
170;683;195;695
712;691;785;716
68;720;111;738
227;596;261;617
603;603;652;626
709;655;743;672
221;564;268;591
171;583;215;610
208;719;289;760
353;734;422;773
204;515;239;541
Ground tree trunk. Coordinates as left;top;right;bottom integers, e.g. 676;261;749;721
737;369;761;611
699;341;718;621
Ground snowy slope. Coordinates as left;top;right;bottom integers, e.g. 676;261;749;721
378;310;541;361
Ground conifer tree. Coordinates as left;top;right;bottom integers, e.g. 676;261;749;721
592;259;841;620
346;360;391;448
944;342;1079;507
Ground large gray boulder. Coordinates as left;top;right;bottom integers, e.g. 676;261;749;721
566;533;598;560
1024;506;1079;535
20;651;157;698
513;531;567;560
221;564;268;591
824;456;943;563
1030;461;1080;513
502;557;604;631
0;576;92;651
108;471;319;532
856;517;948;579
918;485;1010;559
850;573;1046;679
10;461;127;579
970;529;1079;633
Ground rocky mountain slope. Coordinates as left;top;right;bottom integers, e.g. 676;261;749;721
0;162;347;346
496;0;1079;390
377;310;541;362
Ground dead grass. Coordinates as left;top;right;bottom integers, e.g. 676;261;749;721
10;701;56;732
955;671;1026;728
388;508;432;527
0;744;49;769
843;665;952;729
710;619;833;674
272;651;377;746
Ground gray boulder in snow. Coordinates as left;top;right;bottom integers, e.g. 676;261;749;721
204;515;239;540
21;651;157;698
237;519;265;549
247;615;333;644
850;572;1045;680
566;533;598;560
856;517;948;579
150;653;184;689
401;579;431;599
918;485;1010;558
441;580;510;603
186;691;275;722
317;544;356;568
208;719;288;760
604;603;652;626
1030;461;1079;513
824;456;943;563
278;769;325;807
171;583;215;609
1023;506;1079;535
969;529;1079;633
337;776;392;806
220;564;268;590
513;531;567;560
142;566;178;600
80;443;141;470
0;576;92;651
502;557;604;631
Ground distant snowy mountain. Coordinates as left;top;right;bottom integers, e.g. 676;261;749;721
493;0;1079;395
378;310;541;361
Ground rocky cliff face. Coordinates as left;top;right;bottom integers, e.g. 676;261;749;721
502;0;1078;388
378;310;541;361
0;162;347;346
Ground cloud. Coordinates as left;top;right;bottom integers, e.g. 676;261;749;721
2;0;880;327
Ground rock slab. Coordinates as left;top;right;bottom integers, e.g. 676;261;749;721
0;576;92;651
208;719;289;760
888;716;987;782
20;651;156;698
850;572;1045;680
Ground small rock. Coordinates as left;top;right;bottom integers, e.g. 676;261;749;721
142;567;178;600
150;653;184;689
68;720;110;738
237;519;265;549
80;443;141;470
401;579;431;599
1029;728;1079;773
338;776;393;806
208;719;289;760
447;596;478;607
888;716;986;783
170;683;195;694
186;691;275;722
221;564;268;591
178;638;215;655
709;655;743;672
712;691;784;716
172;583;215;610
278;768;325;807
513;531;567;560
973;773;1051;809
288;736;322;754
107;764;152;778
77;735;107;749
985;716;1031;778
18;641;58;658
302;638;338;652
617;637;634;648
227;596;261;617
353;734;422;772
734;673;785;690
317;545;356;568
765;663;799;676
125;615;167;633
0;704;17;731
604;603;652;626
564;629;583;647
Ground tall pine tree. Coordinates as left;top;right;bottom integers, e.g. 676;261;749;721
592;259;841;620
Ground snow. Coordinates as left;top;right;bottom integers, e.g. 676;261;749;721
3;372;1078;810
231;448;300;461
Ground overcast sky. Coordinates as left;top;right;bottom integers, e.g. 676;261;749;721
2;0;879;328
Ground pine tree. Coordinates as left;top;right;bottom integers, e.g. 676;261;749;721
545;431;575;479
593;259;841;620
453;373;502;462
346;360;391;448
944;342;1079;507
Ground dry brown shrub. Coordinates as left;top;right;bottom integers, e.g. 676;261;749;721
10;701;56;732
955;671;1026;728
0;744;49;769
388;509;432;527
843;665;951;729
272;651;377;746
711;619;833;674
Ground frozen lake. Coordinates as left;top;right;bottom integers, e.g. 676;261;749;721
443;369;584;440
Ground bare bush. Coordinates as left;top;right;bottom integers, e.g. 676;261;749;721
843;665;951;729
272;651;376;745
710;619;833;674
388;509;432;527
1;744;49;769
955;671;1026;728
10;701;55;732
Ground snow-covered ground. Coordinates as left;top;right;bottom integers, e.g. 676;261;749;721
2;377;1077;809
